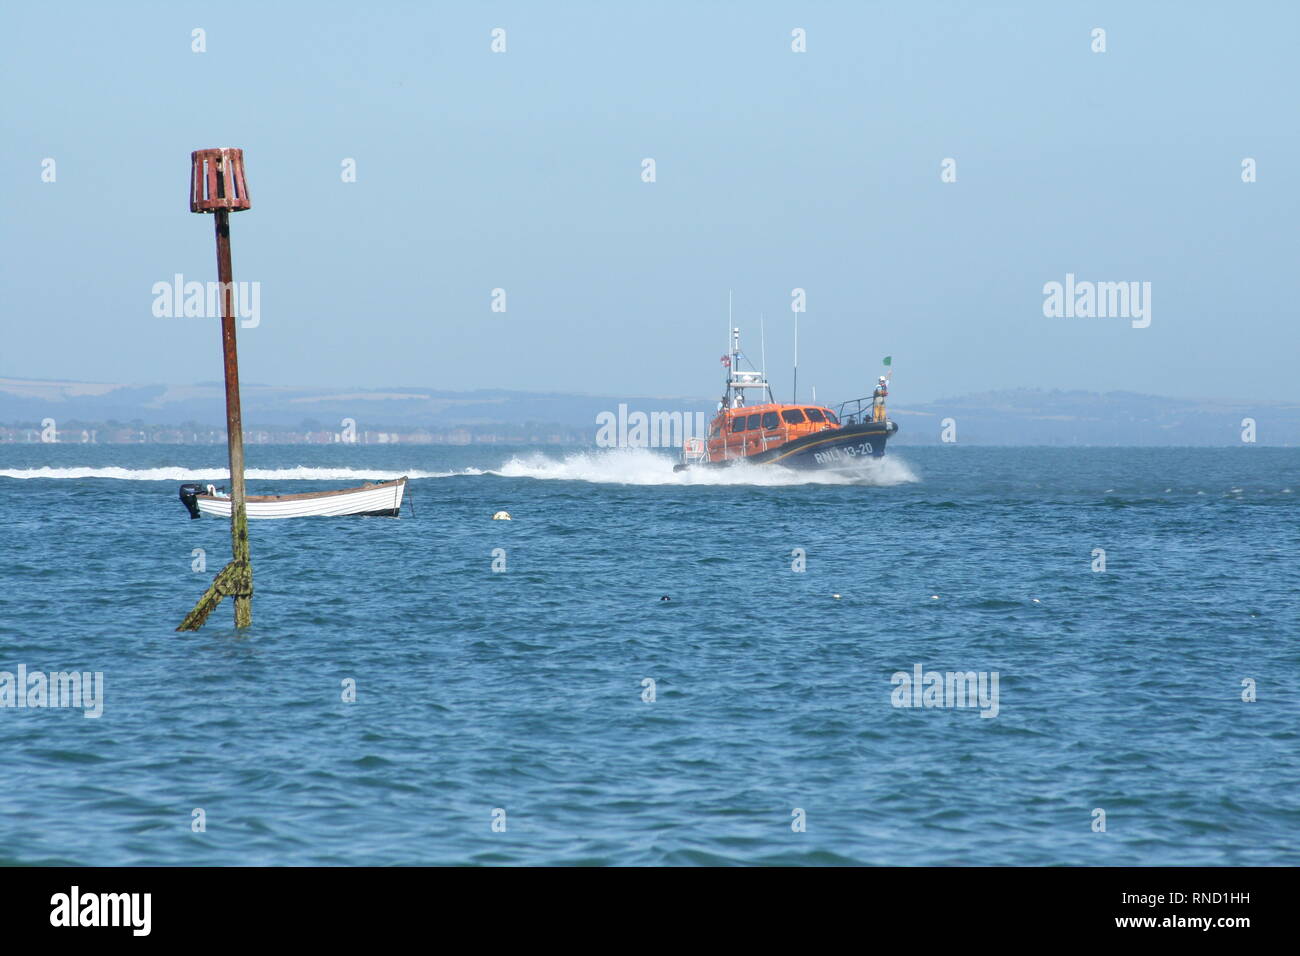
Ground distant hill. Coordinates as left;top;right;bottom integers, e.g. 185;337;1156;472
894;389;1299;446
0;377;697;429
0;378;1295;445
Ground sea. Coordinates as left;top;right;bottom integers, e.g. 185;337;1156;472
0;444;1296;866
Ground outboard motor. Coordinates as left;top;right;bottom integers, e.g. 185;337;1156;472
179;483;204;519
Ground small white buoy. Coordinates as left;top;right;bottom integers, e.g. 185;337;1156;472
930;595;939;600
1032;598;1041;604
832;593;841;600
492;510;511;521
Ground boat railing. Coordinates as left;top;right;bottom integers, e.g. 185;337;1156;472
682;437;709;464
836;396;875;426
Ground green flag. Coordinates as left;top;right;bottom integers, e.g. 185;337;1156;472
882;356;892;366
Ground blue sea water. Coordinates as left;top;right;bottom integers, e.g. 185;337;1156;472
0;444;1297;866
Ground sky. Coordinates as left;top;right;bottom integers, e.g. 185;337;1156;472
3;1;1298;404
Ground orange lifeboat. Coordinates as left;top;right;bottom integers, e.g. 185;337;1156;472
675;328;897;471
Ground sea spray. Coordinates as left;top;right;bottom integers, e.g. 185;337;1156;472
492;447;920;487
0;466;456;481
0;452;919;487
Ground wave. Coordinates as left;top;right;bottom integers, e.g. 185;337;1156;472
489;448;920;486
0;450;919;487
0;466;454;481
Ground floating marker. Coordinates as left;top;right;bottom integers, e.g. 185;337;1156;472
178;148;255;632
492;511;511;521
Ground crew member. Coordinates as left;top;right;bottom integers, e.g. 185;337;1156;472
872;376;888;422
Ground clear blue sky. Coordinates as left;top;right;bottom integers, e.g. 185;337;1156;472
3;1;1297;403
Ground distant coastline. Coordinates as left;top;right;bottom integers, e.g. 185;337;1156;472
1;377;1296;446
0;422;588;445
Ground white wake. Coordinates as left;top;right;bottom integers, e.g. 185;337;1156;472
0;466;453;481
0;450;918;486
489;448;919;486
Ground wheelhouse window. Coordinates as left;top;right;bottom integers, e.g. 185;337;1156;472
746;414;760;431
804;408;826;422
824;410;839;424
781;408;806;424
730;415;747;433
762;412;779;430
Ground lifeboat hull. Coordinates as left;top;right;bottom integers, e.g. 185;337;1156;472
675;421;898;471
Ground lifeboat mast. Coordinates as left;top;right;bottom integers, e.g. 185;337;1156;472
722;327;776;410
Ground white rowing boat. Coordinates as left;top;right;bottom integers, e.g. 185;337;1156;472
179;477;407;520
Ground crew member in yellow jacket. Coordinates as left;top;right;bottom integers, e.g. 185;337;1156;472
872;376;889;422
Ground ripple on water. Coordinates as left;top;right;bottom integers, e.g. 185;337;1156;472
1;446;1297;864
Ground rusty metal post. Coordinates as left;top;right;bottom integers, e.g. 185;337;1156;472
179;148;254;631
